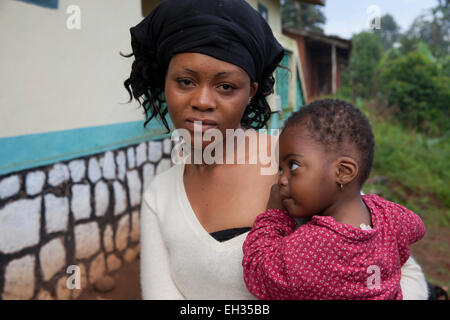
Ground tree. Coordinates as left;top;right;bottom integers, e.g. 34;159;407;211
281;0;326;33
281;0;297;28
372;14;400;50
380;49;450;135
346;32;383;98
405;0;450;57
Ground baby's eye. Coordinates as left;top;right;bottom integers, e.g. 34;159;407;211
289;161;299;171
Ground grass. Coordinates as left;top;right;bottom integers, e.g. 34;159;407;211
362;103;450;227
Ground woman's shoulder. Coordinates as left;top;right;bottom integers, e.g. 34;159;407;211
142;162;183;205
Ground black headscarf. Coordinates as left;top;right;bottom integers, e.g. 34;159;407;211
125;0;285;130
130;0;285;83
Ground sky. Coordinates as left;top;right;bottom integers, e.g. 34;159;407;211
322;0;438;39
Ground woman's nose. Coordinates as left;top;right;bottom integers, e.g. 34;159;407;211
191;86;216;112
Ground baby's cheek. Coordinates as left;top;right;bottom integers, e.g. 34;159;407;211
283;198;307;218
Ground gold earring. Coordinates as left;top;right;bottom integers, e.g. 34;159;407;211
248;97;252;103
339;183;344;191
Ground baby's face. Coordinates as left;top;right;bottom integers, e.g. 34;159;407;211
277;125;338;218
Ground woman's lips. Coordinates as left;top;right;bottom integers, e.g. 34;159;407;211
185;119;218;133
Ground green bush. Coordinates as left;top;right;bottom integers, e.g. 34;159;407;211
346;32;383;98
379;51;450;135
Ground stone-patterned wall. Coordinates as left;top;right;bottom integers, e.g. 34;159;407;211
0;138;173;300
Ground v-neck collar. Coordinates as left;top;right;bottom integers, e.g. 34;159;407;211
176;161;249;250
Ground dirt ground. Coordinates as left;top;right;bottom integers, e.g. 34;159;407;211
411;224;450;292
77;226;449;300
77;258;142;300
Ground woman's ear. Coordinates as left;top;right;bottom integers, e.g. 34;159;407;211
250;81;258;98
335;156;359;185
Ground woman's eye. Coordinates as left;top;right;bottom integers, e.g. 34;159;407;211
278;167;284;175
218;83;235;92
289;161;299;171
178;79;194;87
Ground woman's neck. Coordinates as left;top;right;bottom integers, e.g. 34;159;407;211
185;127;258;173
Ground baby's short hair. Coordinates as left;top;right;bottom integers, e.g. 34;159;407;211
283;99;375;186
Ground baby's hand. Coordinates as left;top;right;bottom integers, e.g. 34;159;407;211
266;184;285;210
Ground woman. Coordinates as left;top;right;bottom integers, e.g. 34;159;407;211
123;0;428;300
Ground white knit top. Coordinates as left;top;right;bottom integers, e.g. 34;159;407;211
140;161;256;300
140;162;429;300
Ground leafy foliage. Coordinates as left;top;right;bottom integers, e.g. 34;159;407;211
405;0;450;58
281;0;326;33
345;32;383;99
372;14;401;50
379;50;450;135
342;1;450;136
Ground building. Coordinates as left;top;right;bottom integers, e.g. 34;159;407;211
283;27;352;102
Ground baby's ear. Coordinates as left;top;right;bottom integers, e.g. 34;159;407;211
335;156;359;185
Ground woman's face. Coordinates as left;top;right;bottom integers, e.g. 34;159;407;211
164;52;258;150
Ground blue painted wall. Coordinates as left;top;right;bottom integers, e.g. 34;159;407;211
14;0;58;9
0;120;171;176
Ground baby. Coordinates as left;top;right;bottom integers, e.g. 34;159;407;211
242;99;426;300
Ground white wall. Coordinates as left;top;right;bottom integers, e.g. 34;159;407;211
0;0;290;139
0;0;144;138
